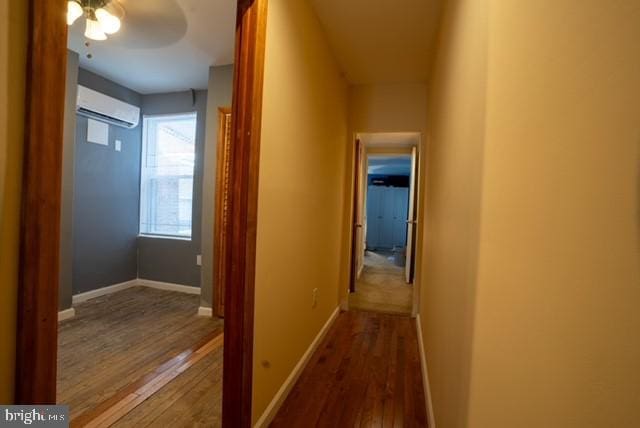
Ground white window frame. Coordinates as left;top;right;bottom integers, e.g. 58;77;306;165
139;112;197;240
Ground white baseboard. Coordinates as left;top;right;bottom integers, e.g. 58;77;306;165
137;279;201;295
72;279;138;304
416;314;436;428
254;306;341;428
197;306;213;317
58;308;76;322
72;278;200;305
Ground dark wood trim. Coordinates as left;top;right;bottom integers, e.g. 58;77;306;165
214;107;232;318
222;0;268;426
349;138;363;293
15;0;68;404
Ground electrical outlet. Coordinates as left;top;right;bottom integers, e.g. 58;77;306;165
115;140;122;151
312;288;318;308
196;255;202;266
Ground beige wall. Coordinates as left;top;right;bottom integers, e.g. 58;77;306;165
421;0;640;426
468;1;640;426
349;83;428;134
419;0;488;425
0;0;28;404
252;0;348;421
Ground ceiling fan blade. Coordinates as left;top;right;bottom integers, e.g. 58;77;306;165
106;0;188;49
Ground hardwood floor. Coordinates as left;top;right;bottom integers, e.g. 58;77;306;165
112;342;223;428
349;251;413;315
57;286;223;426
271;310;428;427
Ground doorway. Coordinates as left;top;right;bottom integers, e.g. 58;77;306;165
348;133;421;315
15;1;267;427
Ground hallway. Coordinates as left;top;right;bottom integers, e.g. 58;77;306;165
350;251;413;315
271;310;427;427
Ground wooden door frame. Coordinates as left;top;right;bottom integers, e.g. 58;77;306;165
349;138;363;293
15;1;268;426
214;107;232;318
222;1;267;424
14;0;68;403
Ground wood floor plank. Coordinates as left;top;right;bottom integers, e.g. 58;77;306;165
314;312;369;427
271;309;357;425
107;334;222;422
132;350;223;428
272;311;427;427
113;350;222;427
382;316;399;427
334;314;380;426
271;311;426;428
58;287;223;426
63;319;215;417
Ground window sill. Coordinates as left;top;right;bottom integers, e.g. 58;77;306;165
138;234;192;242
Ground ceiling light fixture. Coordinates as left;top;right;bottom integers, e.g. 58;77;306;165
67;0;122;41
84;18;107;41
67;1;83;25
95;7;121;34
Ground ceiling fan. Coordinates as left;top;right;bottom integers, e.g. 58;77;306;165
67;0;124;41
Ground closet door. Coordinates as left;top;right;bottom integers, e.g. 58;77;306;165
366;186;383;249
377;187;393;249
393;187;409;247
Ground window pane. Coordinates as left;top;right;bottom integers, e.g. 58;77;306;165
140;113;197;238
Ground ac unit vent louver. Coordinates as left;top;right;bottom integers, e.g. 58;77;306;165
76;85;140;129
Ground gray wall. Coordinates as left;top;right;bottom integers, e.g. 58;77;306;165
137;90;208;287
72;68;142;295
200;65;234;308
59;50;79;310
58;62;232;308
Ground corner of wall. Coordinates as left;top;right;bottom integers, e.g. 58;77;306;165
200;64;235;308
59;49;80;311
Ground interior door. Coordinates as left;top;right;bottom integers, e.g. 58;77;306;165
379;187;394;249
366;185;382;249
358;156;368;276
393;187;409;248
350;139;365;292
405;146;418;283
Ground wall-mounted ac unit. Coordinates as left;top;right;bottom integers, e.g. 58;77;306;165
76;85;140;129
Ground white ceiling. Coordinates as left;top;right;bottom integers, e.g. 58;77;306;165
309;0;443;84
68;0;237;94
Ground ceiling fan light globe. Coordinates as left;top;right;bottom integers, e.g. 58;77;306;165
67;1;83;26
85;18;107;41
95;8;121;34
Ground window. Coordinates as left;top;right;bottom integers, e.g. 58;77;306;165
140;113;197;238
